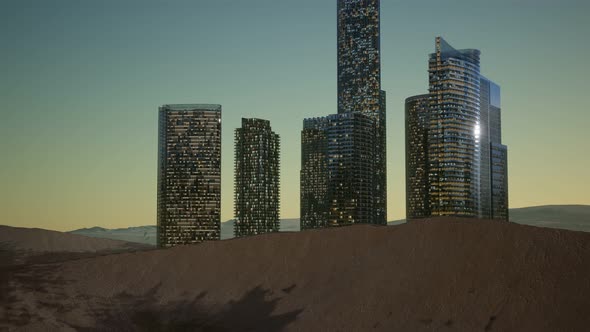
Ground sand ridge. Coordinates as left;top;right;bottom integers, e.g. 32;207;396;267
2;219;590;331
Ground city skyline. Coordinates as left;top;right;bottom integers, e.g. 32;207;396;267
2;0;589;231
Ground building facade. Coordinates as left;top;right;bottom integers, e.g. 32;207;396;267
427;37;482;218
405;94;431;220
234;118;280;237
157;104;222;248
301;0;386;229
405;38;509;221
337;0;387;224
491;143;508;220
301;113;377;228
480;77;508;219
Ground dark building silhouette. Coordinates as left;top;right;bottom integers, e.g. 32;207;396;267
405;38;509;221
480;77;509;220
337;0;387;224
405;94;431;220
157;104;221;248
301;0;386;229
234;118;280;237
301;113;377;228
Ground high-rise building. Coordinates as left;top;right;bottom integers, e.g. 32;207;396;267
405;94;430;220
301;0;386;229
157;104;221;248
480;77;508;220
491;143;508;220
234;118;280;237
337;0;387;224
428;37;482;218
404;37;509;221
301;112;377;228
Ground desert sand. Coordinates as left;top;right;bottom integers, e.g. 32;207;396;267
2;218;590;331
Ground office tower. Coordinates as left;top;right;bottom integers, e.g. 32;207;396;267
337;0;387;224
405;94;430;220
301;113;377;228
490;143;508;220
301;0;386;230
480;77;509;220
404;37;509;221
234;118;280;237
157;104;221;248
428;37;482;218
481;77;509;220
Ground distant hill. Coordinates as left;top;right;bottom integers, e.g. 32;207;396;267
71;219;301;245
69;205;590;245
509;205;590;232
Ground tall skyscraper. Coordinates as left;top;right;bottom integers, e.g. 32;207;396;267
234;118;280;237
481;77;509;220
428;37;482;218
337;0;387;224
405;38;509;221
301;0;386;229
405;94;430;220
480;77;508;220
157;104;221;248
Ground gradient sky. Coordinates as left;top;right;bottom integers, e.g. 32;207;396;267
1;0;589;231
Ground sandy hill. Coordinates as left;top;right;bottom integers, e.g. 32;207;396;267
3;219;590;331
0;225;153;267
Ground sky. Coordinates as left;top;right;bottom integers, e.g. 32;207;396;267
1;0;589;231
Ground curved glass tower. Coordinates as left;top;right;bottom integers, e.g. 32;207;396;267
428;37;481;217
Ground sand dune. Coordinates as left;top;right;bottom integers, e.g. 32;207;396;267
2;219;590;331
0;225;152;254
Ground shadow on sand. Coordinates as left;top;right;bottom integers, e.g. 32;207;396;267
75;284;303;332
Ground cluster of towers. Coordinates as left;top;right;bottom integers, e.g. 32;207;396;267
156;0;509;248
157;106;280;248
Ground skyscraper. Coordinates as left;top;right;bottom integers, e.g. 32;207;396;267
405;37;509;221
157;104;221;248
301;112;377;228
481;77;509;220
405;94;430;220
480;77;508;220
301;0;386;229
234;118;280;237
337;0;387;224
428;37;482;218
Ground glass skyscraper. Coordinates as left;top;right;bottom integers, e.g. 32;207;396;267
157;104;221;248
480;77;508;220
234;118;280;237
405;38;509;221
301;0;387;229
428;37;482;218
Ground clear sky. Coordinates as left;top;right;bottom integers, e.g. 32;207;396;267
1;0;589;231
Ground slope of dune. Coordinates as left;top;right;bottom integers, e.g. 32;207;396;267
3;219;590;331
